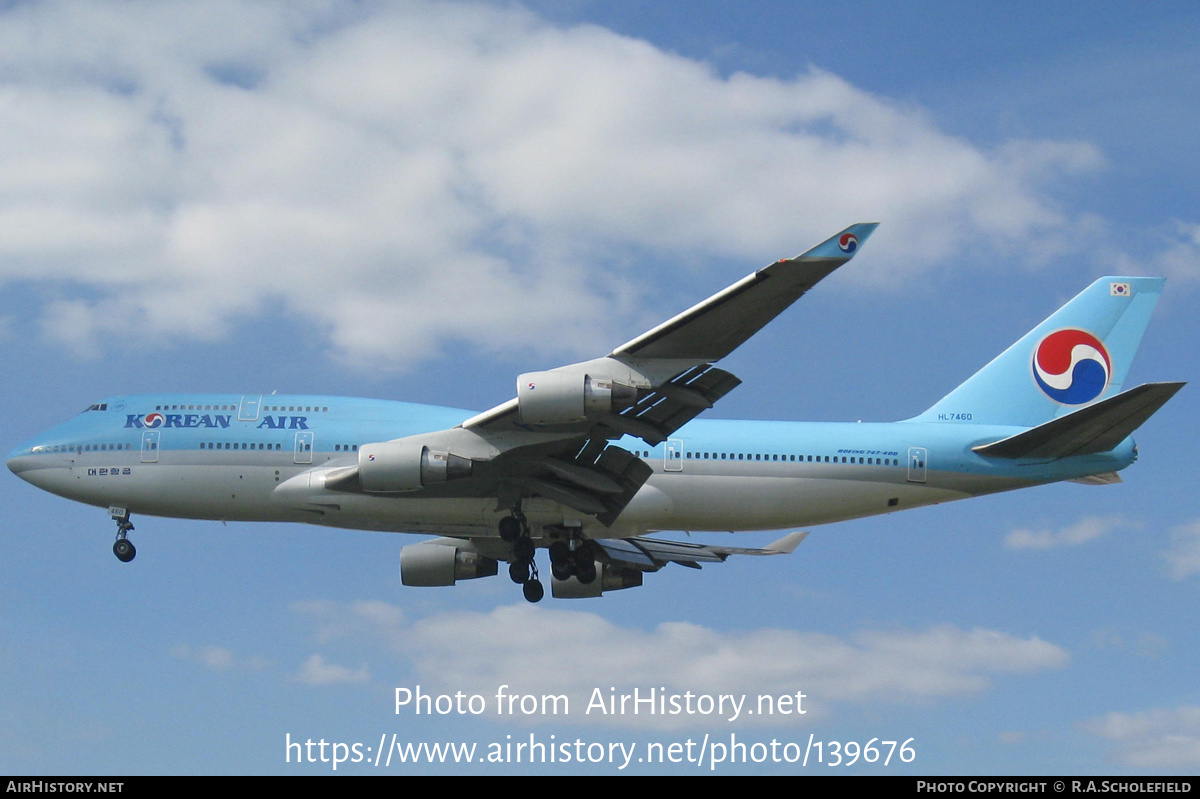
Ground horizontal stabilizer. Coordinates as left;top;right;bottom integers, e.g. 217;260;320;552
1069;472;1123;485
972;382;1184;460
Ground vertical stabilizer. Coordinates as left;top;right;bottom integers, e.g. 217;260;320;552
913;277;1165;427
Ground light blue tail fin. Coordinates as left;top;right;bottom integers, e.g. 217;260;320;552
913;277;1165;427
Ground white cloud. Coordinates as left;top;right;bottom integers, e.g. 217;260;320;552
1004;516;1132;550
0;0;1122;369
292;599;407;645
1164;520;1200;580
1090;628;1168;658
1083;705;1200;769
169;643;266;672
293;653;370;686
294;601;1067;729
1154;222;1200;282
1104;220;1200;284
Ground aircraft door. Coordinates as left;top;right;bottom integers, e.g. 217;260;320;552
665;438;684;472
140;431;160;463
294;432;314;464
907;447;928;483
238;395;262;421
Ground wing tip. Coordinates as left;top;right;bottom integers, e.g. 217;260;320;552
794;222;879;260
765;530;808;554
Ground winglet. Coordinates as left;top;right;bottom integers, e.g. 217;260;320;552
765;530;808;554
796;223;879;260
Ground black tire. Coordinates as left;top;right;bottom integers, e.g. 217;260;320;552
551;560;573;581
522;580;545;603
498;516;522;542
113;539;136;563
513;537;534;563
509;561;529;584
576;560;597;585
548;540;570;566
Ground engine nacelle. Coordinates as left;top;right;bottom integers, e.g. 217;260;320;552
551;563;644;598
516;371;637;425
400;543;498;587
358;441;473;493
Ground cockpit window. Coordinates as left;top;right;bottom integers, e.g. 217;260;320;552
79;403;109;413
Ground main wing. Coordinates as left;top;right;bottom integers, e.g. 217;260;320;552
330;223;879;526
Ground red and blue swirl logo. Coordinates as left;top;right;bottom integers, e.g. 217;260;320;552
838;233;859;253
142;412;165;429
1032;329;1111;405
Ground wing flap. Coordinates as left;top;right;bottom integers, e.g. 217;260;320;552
600;365;742;445
514;441;653;525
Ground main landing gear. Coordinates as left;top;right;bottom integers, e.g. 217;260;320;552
110;507;136;563
548;539;596;585
499;506;544;603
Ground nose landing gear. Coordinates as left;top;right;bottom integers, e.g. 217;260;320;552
109;506;136;563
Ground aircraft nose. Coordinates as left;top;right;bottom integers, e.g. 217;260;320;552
8;446;31;478
7;441;44;481
8;441;79;497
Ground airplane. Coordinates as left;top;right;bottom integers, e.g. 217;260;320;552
6;223;1184;603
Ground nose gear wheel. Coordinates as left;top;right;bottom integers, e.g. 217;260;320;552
110;509;136;563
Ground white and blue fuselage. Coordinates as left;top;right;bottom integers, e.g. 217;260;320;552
6;392;1135;539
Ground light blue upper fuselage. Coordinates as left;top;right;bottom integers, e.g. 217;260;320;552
9;392;1135;476
7;391;1137;537
6;394;468;458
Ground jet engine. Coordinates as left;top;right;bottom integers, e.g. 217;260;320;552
400;543;498;587
358;441;473;493
516;371;637;425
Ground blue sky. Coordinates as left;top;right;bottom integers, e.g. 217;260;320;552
2;0;1197;775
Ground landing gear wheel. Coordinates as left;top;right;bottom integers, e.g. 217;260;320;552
571;547;593;571
503;503;543;601
509;560;530;584
548;541;570;566
522;579;545;603
113;539;136;563
110;509;136;563
498;515;522;542
551;560;573;581
575;559;597;585
512;537;535;563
